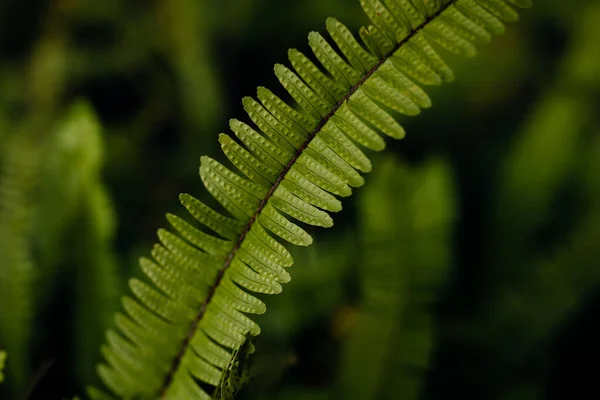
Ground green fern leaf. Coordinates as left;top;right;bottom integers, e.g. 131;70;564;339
0;130;40;388
64;102;121;386
0;100;120;395
337;156;455;399
93;0;530;398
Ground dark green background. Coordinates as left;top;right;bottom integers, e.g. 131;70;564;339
0;0;599;398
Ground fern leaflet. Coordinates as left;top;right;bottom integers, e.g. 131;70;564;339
211;338;255;400
93;0;530;398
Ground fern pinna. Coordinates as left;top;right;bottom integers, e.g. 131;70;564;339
93;0;530;398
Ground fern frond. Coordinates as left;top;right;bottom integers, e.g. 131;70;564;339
0;101;120;396
34;101;113;287
0;130;40;388
94;0;529;398
337;157;455;399
58;102;121;387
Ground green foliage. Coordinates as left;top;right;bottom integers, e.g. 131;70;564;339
158;0;224;134
428;6;600;397
33;101;121;389
0;101;119;397
0;129;40;388
0;351;6;384
337;156;455;400
477;136;600;398
259;233;356;338
212;338;255;399
55;102;121;387
486;1;600;358
0;8;67;391
92;0;529;398
5;0;600;399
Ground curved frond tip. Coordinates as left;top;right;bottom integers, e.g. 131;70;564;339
92;0;530;398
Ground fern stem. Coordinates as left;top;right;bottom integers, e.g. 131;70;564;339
158;2;455;396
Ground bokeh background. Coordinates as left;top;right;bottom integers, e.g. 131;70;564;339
0;0;599;398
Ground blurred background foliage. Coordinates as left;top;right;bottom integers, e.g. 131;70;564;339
0;0;599;398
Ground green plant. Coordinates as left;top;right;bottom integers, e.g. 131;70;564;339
46;102;121;387
0;129;40;388
0;101;119;397
91;0;530;398
337;156;455;400
425;6;600;397
212;338;255;400
0;350;6;384
476;6;600;391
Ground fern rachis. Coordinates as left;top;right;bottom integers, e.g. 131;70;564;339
93;1;531;398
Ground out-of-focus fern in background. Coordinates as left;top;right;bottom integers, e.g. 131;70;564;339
0;0;598;398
